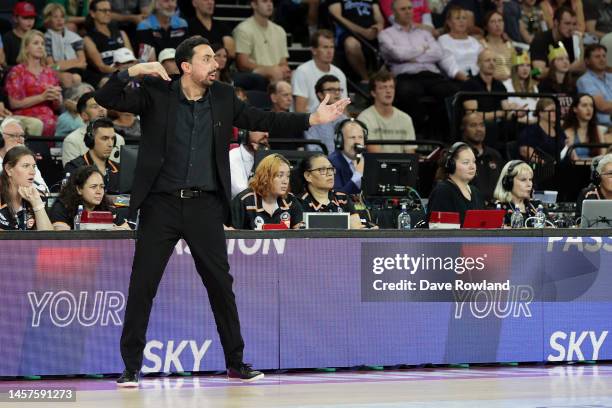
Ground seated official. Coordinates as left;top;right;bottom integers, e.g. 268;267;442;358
577;153;612;215
64;118;120;193
229;130;269;199
298;153;363;229
231;154;303;230
493;160;544;227
427;142;485;225
328;118;367;195
50;166;129;231
0;146;53;231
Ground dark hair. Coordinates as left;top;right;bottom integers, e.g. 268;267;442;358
310;29;334;48
298;153;329;193
0;146;35;221
544;60;575;93
314;74;340;95
210;42;232;83
89;0;109;12
77;92;96;114
553;5;575;22
483;10;503;37
175;35;211;76
434;144;472;180
91;117;115;135
58;166;111;220
584;44;607;61
563;93;600;155
369;69;395;92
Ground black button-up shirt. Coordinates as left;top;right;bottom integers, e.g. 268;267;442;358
153;83;218;192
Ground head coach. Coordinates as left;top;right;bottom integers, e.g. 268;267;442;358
94;35;349;387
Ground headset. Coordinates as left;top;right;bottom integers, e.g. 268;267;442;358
443;142;469;175
591;156;602;187
334;118;368;151
84;118;116;149
502;160;524;191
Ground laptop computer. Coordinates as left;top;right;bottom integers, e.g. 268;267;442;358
303;213;350;229
580;200;612;228
462;210;506;229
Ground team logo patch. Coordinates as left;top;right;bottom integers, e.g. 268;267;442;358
489;162;498;170
280;211;291;228
254;216;265;230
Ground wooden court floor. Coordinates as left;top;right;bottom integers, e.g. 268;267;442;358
2;364;612;408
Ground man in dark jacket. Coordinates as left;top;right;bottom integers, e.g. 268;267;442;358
95;35;349;387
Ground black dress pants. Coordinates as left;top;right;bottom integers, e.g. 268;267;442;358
120;192;244;371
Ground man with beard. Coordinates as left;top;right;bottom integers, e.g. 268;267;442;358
94;35;349;387
136;0;188;61
461;112;505;205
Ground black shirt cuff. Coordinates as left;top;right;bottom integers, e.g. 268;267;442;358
117;69;132;83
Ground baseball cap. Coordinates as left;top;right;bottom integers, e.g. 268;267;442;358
14;2;37;17
113;48;136;65
158;48;176;63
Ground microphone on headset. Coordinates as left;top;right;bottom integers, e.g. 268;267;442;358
354;143;366;163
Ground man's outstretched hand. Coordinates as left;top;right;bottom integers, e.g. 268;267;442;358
309;94;351;126
127;62;171;81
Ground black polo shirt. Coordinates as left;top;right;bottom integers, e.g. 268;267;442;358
299;190;357;214
470;146;505;205
461;75;508;112
48;199;124;229
0;202;36;231
186;17;232;46
64;152;121;194
231;189;302;229
135;14;188;57
153;83;217;192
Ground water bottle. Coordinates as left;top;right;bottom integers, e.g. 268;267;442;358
510;205;524;229
397;204;411;230
74;205;83;231
534;204;546;228
61;172;70;190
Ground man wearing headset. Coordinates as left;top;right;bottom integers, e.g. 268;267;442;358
64;118;121;194
576;153;612;215
229;130;269;198
328;118;367;195
0;118;49;197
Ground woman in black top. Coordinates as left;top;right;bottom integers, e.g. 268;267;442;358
427;142;485;225
493;160;544;226
0;146;53;231
49;165;129;230
231;154;303;230
298;153;362;229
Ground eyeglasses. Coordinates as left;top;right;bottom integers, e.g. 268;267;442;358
321;88;343;94
3;133;25;141
95;8;112;13
307;167;336;176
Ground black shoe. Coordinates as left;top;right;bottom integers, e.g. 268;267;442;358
116;369;139;387
227;363;264;382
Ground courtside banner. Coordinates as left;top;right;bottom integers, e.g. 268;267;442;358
0;236;610;376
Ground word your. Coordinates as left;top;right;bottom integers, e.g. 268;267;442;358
453;285;534;319
28;291;124;327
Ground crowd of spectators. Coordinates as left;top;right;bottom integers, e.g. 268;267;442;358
0;0;610;231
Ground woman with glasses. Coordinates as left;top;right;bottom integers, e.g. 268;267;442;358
298;153;363;229
576;153;612;215
231;153;303;230
0;145;52;230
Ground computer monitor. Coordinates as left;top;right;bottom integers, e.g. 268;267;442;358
362;153;418;197
253;150;317;194
119;145;139;194
580;200;612;228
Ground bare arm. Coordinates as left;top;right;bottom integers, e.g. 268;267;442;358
223;35;236;60
328;3;372;39
592;94;612;114
53;222;71;231
84;36;116;74
294;95;309;113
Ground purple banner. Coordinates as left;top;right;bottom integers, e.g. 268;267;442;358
0;236;611;376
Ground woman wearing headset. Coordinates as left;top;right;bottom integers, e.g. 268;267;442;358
0;146;53;231
231;154;303;230
49;165;129;230
298;152;363;229
427;142;485;225
493;160;543;226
